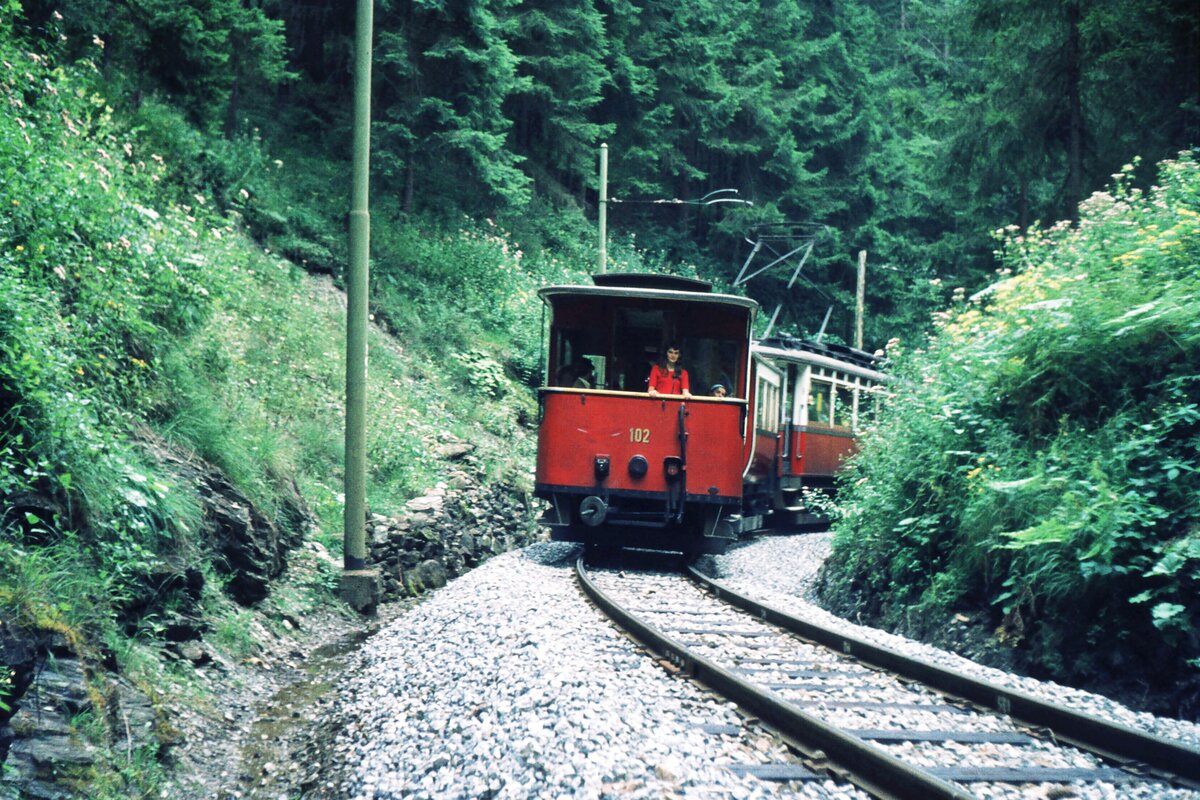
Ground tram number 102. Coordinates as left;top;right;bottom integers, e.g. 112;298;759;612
629;427;651;444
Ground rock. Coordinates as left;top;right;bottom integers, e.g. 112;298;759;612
178;642;211;665
2;652;100;795
434;442;475;460
132;425;303;607
418;560;447;590
653;758;682;782
107;677;159;751
406;495;444;513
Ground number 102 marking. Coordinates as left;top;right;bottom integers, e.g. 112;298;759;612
630;427;651;443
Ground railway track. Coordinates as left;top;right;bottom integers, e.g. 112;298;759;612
577;556;1200;800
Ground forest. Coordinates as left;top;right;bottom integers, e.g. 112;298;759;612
12;0;1199;342
1;0;1198;794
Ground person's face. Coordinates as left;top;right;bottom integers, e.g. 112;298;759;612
714;386;726;397
666;348;680;364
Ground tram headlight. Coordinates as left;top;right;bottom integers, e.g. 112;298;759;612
628;455;648;479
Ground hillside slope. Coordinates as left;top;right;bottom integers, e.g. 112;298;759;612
1;31;550;798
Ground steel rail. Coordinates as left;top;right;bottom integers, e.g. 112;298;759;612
685;565;1200;786
574;557;974;800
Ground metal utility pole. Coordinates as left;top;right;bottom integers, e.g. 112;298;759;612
855;250;866;351
340;0;380;614
598;143;608;274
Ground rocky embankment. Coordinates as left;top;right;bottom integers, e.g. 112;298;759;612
1;430;306;800
0;461;543;800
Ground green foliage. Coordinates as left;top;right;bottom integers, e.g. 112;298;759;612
126;98;345;276
0;665;11;714
946;0;1199;228
14;0;1198;352
371;212;567;381
52;707;170;800
3;0;1198;782
0;37;215;612
0;536;107;658
821;154;1200;693
373;0;533;211
452;349;510;399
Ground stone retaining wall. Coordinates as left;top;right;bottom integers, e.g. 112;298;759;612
368;479;545;602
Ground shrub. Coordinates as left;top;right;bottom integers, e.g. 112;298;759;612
820;153;1200;701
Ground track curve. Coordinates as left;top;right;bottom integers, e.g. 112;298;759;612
576;556;1200;800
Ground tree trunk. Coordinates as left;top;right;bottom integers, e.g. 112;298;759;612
1018;175;1030;231
404;157;415;214
225;77;240;139
1066;0;1083;220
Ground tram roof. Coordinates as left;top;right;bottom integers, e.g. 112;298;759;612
752;340;892;384
538;282;758;313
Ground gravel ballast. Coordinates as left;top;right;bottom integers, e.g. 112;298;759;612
323;535;1200;799
707;533;1200;751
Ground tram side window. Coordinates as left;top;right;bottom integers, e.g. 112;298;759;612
834;383;854;428
809;380;831;425
756;379;781;432
553;330;607;387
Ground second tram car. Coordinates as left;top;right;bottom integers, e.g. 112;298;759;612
745;337;891;527
534;273;887;553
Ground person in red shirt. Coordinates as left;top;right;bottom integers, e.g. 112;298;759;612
647;344;692;398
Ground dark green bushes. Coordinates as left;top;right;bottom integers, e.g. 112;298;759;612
820;154;1200;711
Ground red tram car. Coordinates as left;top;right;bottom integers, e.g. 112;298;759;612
534;273;887;553
745;337;891;527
